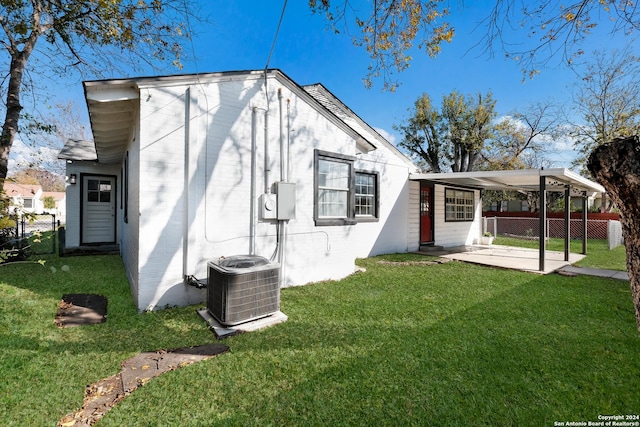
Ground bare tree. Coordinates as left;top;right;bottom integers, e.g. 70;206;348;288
311;1;640;88
0;0;202;188
569;49;640;171
483;102;561;170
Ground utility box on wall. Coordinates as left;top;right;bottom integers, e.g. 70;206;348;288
276;182;296;220
259;193;277;220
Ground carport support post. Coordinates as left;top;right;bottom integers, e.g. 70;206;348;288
564;186;570;262
582;191;588;255
539;176;547;271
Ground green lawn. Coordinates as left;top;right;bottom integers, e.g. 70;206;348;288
1;248;638;426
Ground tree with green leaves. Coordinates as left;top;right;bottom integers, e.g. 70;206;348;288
0;0;198;189
41;194;55;210
395;90;496;173
394;93;445;172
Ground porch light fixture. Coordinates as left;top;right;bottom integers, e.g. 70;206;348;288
69;174;77;185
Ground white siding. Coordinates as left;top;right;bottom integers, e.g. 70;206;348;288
71;72;419;311
120;119;141;309
407;181;420;251
64;162;121;248
128;74;417;311
432;184;482;247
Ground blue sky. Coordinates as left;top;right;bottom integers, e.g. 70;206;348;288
168;1;634;168
11;1;635;172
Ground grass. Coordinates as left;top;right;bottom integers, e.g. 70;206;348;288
1;247;638;426
494;235;628;271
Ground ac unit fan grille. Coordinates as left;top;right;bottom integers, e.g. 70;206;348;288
207;260;280;326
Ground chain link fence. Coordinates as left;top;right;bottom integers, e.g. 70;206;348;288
483;216;623;249
1;214;58;259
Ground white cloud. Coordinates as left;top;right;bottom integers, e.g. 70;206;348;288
8;138;64;175
8;139;32;172
373;127;397;145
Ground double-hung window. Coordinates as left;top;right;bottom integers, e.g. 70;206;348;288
445;188;474;221
314;150;379;226
317;157;351;218
354;171;378;220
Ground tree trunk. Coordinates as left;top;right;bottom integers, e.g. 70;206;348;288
0;15;40;190
587;135;640;332
1;52;30;188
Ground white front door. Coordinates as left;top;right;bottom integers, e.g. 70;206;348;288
82;175;116;244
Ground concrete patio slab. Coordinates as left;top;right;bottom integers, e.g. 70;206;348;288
197;309;288;338
558;265;629;281
432;245;585;274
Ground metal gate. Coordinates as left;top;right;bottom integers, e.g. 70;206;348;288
1;214;57;257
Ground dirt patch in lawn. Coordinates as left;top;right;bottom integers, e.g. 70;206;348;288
57;343;229;427
54;294;107;328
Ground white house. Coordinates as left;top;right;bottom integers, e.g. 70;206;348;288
4;182;44;213
59;69;434;311
59;69;604;312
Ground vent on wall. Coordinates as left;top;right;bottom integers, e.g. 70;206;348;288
207;255;280;326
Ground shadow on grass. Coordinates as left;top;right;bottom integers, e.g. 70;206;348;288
3;253;639;426
0;253;216;425
101;259;640;426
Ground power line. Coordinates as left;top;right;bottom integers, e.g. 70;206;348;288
265;0;289;73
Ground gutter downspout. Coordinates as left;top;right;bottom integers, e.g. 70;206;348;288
250;107;257;255
277;88;287;285
287;98;291;181
183;87;198;283
264;110;271;194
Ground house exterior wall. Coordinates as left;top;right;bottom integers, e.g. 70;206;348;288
119;116;141;310
432;184;482;247
6;184;43;213
135;84;193;310
129;74;417;311
64;161;121;248
407;181;420;251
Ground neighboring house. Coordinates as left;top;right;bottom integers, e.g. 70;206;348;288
4;182;44;213
483;194;602;213
59;69;604;312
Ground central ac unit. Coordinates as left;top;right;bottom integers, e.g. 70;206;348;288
207;255;280;326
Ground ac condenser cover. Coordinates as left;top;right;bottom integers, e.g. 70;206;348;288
207;255;280;326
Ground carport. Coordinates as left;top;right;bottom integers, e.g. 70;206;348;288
409;168;605;272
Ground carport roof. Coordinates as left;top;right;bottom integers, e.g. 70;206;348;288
409;168;605;196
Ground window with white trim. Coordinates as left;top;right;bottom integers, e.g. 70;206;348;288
445;188;474;222
317;157;350;218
